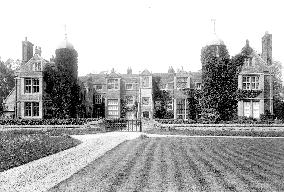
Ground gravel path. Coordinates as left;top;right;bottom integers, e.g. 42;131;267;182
0;132;142;192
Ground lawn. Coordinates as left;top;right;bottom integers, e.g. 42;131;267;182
49;136;284;192
0;130;82;172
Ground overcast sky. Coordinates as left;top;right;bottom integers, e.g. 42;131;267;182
0;0;283;76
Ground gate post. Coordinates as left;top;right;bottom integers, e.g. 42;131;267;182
139;119;142;132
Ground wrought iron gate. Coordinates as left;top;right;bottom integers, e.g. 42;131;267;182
105;119;142;132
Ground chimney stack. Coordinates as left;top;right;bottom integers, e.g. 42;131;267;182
261;32;272;65
22;37;34;63
35;46;42;56
127;67;132;75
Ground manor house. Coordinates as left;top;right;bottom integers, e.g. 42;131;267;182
2;32;274;120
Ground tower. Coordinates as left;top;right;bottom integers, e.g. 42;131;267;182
261;32;272;65
22;37;34;63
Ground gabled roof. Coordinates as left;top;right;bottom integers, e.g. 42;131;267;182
240;49;270;74
17;53;47;73
153;73;175;85
176;70;189;77
3;87;15;104
107;71;121;78
140;69;151;76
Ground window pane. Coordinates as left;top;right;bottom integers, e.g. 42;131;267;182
33;78;39;93
25;78;31;93
33;102;39;116
24;102;32;116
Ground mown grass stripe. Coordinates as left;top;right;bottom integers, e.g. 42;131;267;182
218;145;280;191
163;138;179;191
197;142;251;192
231;147;283;179
158;138;168;191
181;139;215;192
133;139;157;191
224;146;284;190
169;139;185;191
105;139;150;192
116;138;156;192
174;139;207;191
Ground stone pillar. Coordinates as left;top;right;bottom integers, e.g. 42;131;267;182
238;100;243;117
184;99;187;120
270;74;273;114
259;99;264;115
173;98;177;119
250;100;253;117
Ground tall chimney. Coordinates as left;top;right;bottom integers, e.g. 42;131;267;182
35;46;42;56
22;37;34;63
127;67;132;75
261;32;272;65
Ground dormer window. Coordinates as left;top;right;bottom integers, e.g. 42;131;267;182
34;62;41;71
107;79;119;90
244;58;252;67
142;77;150;88
243;76;259;90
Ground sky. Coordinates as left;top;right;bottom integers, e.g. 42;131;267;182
0;0;283;77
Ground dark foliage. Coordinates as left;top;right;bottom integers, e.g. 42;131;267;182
200;44;246;122
0;118;100;125
43;48;81;118
120;98;138;118
236;89;263;100
0;61;15;112
152;77;173;119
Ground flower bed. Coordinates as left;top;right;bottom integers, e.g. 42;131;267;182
155;116;282;125
145;127;284;137
0;118;100;125
0;130;82;172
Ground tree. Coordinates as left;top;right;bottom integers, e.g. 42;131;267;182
271;60;284;119
152;77;173;119
200;44;244;121
43;48;81;118
0;60;15;113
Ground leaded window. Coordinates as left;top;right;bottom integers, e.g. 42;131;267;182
24;102;39;117
107;79;119;90
25;78;32;93
94;94;102;104
177;77;187;89
34;62;41;71
142;77;150;88
242;76;259;90
125;84;133;90
25;78;39;93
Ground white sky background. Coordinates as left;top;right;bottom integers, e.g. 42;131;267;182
0;0;283;77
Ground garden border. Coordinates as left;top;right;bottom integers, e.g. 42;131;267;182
158;123;284;132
